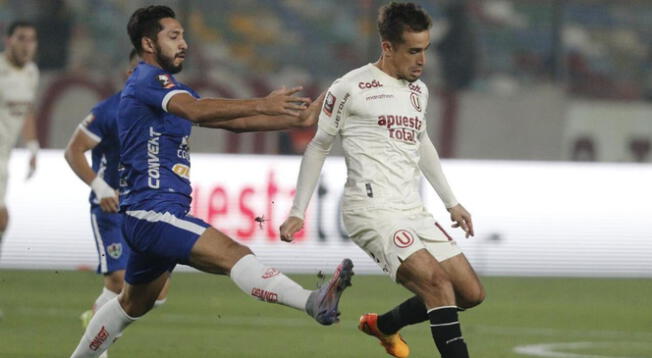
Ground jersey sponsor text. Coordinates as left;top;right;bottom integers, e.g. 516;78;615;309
147;127;162;189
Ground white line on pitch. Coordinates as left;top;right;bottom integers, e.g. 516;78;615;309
513;341;651;358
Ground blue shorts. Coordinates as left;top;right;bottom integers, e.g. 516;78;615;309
122;202;209;285
90;206;130;274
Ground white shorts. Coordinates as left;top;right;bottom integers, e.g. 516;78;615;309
342;206;462;282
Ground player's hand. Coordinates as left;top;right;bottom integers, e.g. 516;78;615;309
447;204;474;238
261;86;311;117
295;91;326;128
91;176;119;213
279;216;304;242
25;155;37;180
99;193;119;213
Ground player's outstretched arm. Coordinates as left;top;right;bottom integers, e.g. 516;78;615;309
168;86;311;124
199;92;326;132
64;126;118;213
279;127;335;242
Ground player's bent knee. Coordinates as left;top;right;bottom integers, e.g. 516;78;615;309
105;271;126;292
118;276;168;318
426;273;454;295
469;285;486;307
458;283;486;309
118;292;153;318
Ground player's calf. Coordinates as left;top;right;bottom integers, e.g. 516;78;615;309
230;254;354;325
70;297;137;358
377;296;427;335
230;253;312;310
428;306;469;358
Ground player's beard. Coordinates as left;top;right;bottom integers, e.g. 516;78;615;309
7;48;29;68
154;43;183;74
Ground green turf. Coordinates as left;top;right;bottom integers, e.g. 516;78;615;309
1;270;651;357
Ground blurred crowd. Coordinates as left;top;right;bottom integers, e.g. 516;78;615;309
1;0;650;99
1;0;651;158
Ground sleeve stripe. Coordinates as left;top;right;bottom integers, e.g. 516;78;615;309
162;89;191;112
78;124;101;143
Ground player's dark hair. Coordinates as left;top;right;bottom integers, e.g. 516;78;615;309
6;20;35;37
127;5;176;54
377;2;431;45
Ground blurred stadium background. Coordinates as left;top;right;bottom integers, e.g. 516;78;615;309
0;0;651;357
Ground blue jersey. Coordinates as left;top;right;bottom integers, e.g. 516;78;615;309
78;92;122;208
118;62;198;210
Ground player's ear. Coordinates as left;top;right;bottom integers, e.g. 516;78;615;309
381;40;393;58
141;37;156;54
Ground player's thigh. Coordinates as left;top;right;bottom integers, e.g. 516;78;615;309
120;271;170;317
188;227;253;275
122;207;209;283
396;248;454;298
439;254;485;307
343;208;431;282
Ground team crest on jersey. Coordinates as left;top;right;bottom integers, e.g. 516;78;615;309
393;229;415;248
410;92;422;112
156;74;175;89
323;91;336;116
107;243;123;259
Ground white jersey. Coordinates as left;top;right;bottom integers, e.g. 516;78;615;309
318;63;430;210
0;53;39;160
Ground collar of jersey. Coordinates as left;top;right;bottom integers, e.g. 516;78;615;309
367;63;409;88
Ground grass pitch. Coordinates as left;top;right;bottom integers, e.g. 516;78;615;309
1;270;651;357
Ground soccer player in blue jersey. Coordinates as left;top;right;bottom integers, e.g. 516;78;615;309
64;50;169;341
70;6;353;357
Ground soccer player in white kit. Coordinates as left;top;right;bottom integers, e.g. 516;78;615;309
280;3;484;357
0;21;39;254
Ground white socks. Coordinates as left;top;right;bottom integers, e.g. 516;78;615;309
70;298;136;358
93;287;118;313
230;254;311;311
70;255;306;357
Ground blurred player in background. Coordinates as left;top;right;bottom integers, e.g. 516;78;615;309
70;6;352;357
0;21;39;257
64;50;168;358
280;3;484;358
